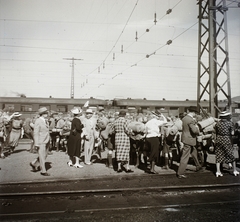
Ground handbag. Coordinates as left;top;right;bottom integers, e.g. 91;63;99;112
72;128;77;136
233;144;239;159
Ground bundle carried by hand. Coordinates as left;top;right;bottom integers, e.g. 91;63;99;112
128;121;146;140
97;116;109;130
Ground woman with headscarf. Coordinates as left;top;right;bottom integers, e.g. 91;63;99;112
67;107;84;168
214;111;239;177
8;112;23;154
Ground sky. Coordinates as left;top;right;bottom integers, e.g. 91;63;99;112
0;0;239;101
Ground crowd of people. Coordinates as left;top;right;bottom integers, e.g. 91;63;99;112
0;104;239;178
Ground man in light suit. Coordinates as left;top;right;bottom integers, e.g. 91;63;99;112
177;106;203;179
30;107;50;176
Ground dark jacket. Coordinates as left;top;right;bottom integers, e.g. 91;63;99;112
181;114;199;146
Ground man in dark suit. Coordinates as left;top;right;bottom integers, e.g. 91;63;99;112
30;107;50;176
177;106;203;179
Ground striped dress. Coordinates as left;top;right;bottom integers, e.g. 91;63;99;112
112;117;131;162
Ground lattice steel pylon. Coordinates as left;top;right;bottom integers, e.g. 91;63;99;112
197;0;239;117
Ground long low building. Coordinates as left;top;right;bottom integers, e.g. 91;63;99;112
1;96;239;120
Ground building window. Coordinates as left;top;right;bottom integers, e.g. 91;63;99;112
3;104;14;112
57;105;67;112
39;105;50;111
21;105;33;112
155;107;165;110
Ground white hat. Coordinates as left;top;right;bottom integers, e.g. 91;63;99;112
86;108;93;114
13;112;22;117
219;111;231;117
71;107;82;115
38;107;48;115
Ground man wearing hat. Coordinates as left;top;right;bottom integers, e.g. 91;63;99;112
98;106;105;113
30;107;50;176
177;106;203;178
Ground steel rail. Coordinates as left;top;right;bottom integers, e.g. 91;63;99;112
1;200;239;217
1;182;239;197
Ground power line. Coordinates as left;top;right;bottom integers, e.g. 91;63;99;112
81;0;185;96
0;18;122;25
82;20;199;98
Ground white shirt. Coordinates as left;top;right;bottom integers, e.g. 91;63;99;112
145;117;167;138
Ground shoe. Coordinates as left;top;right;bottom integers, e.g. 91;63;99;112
162;166;169;170
67;161;73;167
30;162;40;172
73;164;83;168
125;169;134;173
117;169;123;173
216;172;223;177
0;154;5;159
40;172;50;176
177;174;187;179
149;170;158;174
233;171;239;176
85;162;92;165
196;166;205;172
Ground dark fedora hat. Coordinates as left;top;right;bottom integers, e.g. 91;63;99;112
188;106;198;113
119;110;126;117
151;110;161;117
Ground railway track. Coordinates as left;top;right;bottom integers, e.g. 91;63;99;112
1;179;240;221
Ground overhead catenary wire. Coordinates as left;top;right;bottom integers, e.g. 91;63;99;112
1;1;239;99
82;0;186;96
84;0;140;78
82;21;199;97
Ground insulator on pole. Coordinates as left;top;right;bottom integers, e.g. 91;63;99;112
154;13;157;25
167;40;172;45
166;9;172;14
113;53;115;60
121;45;123;53
135;31;138;41
98;67;100;73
